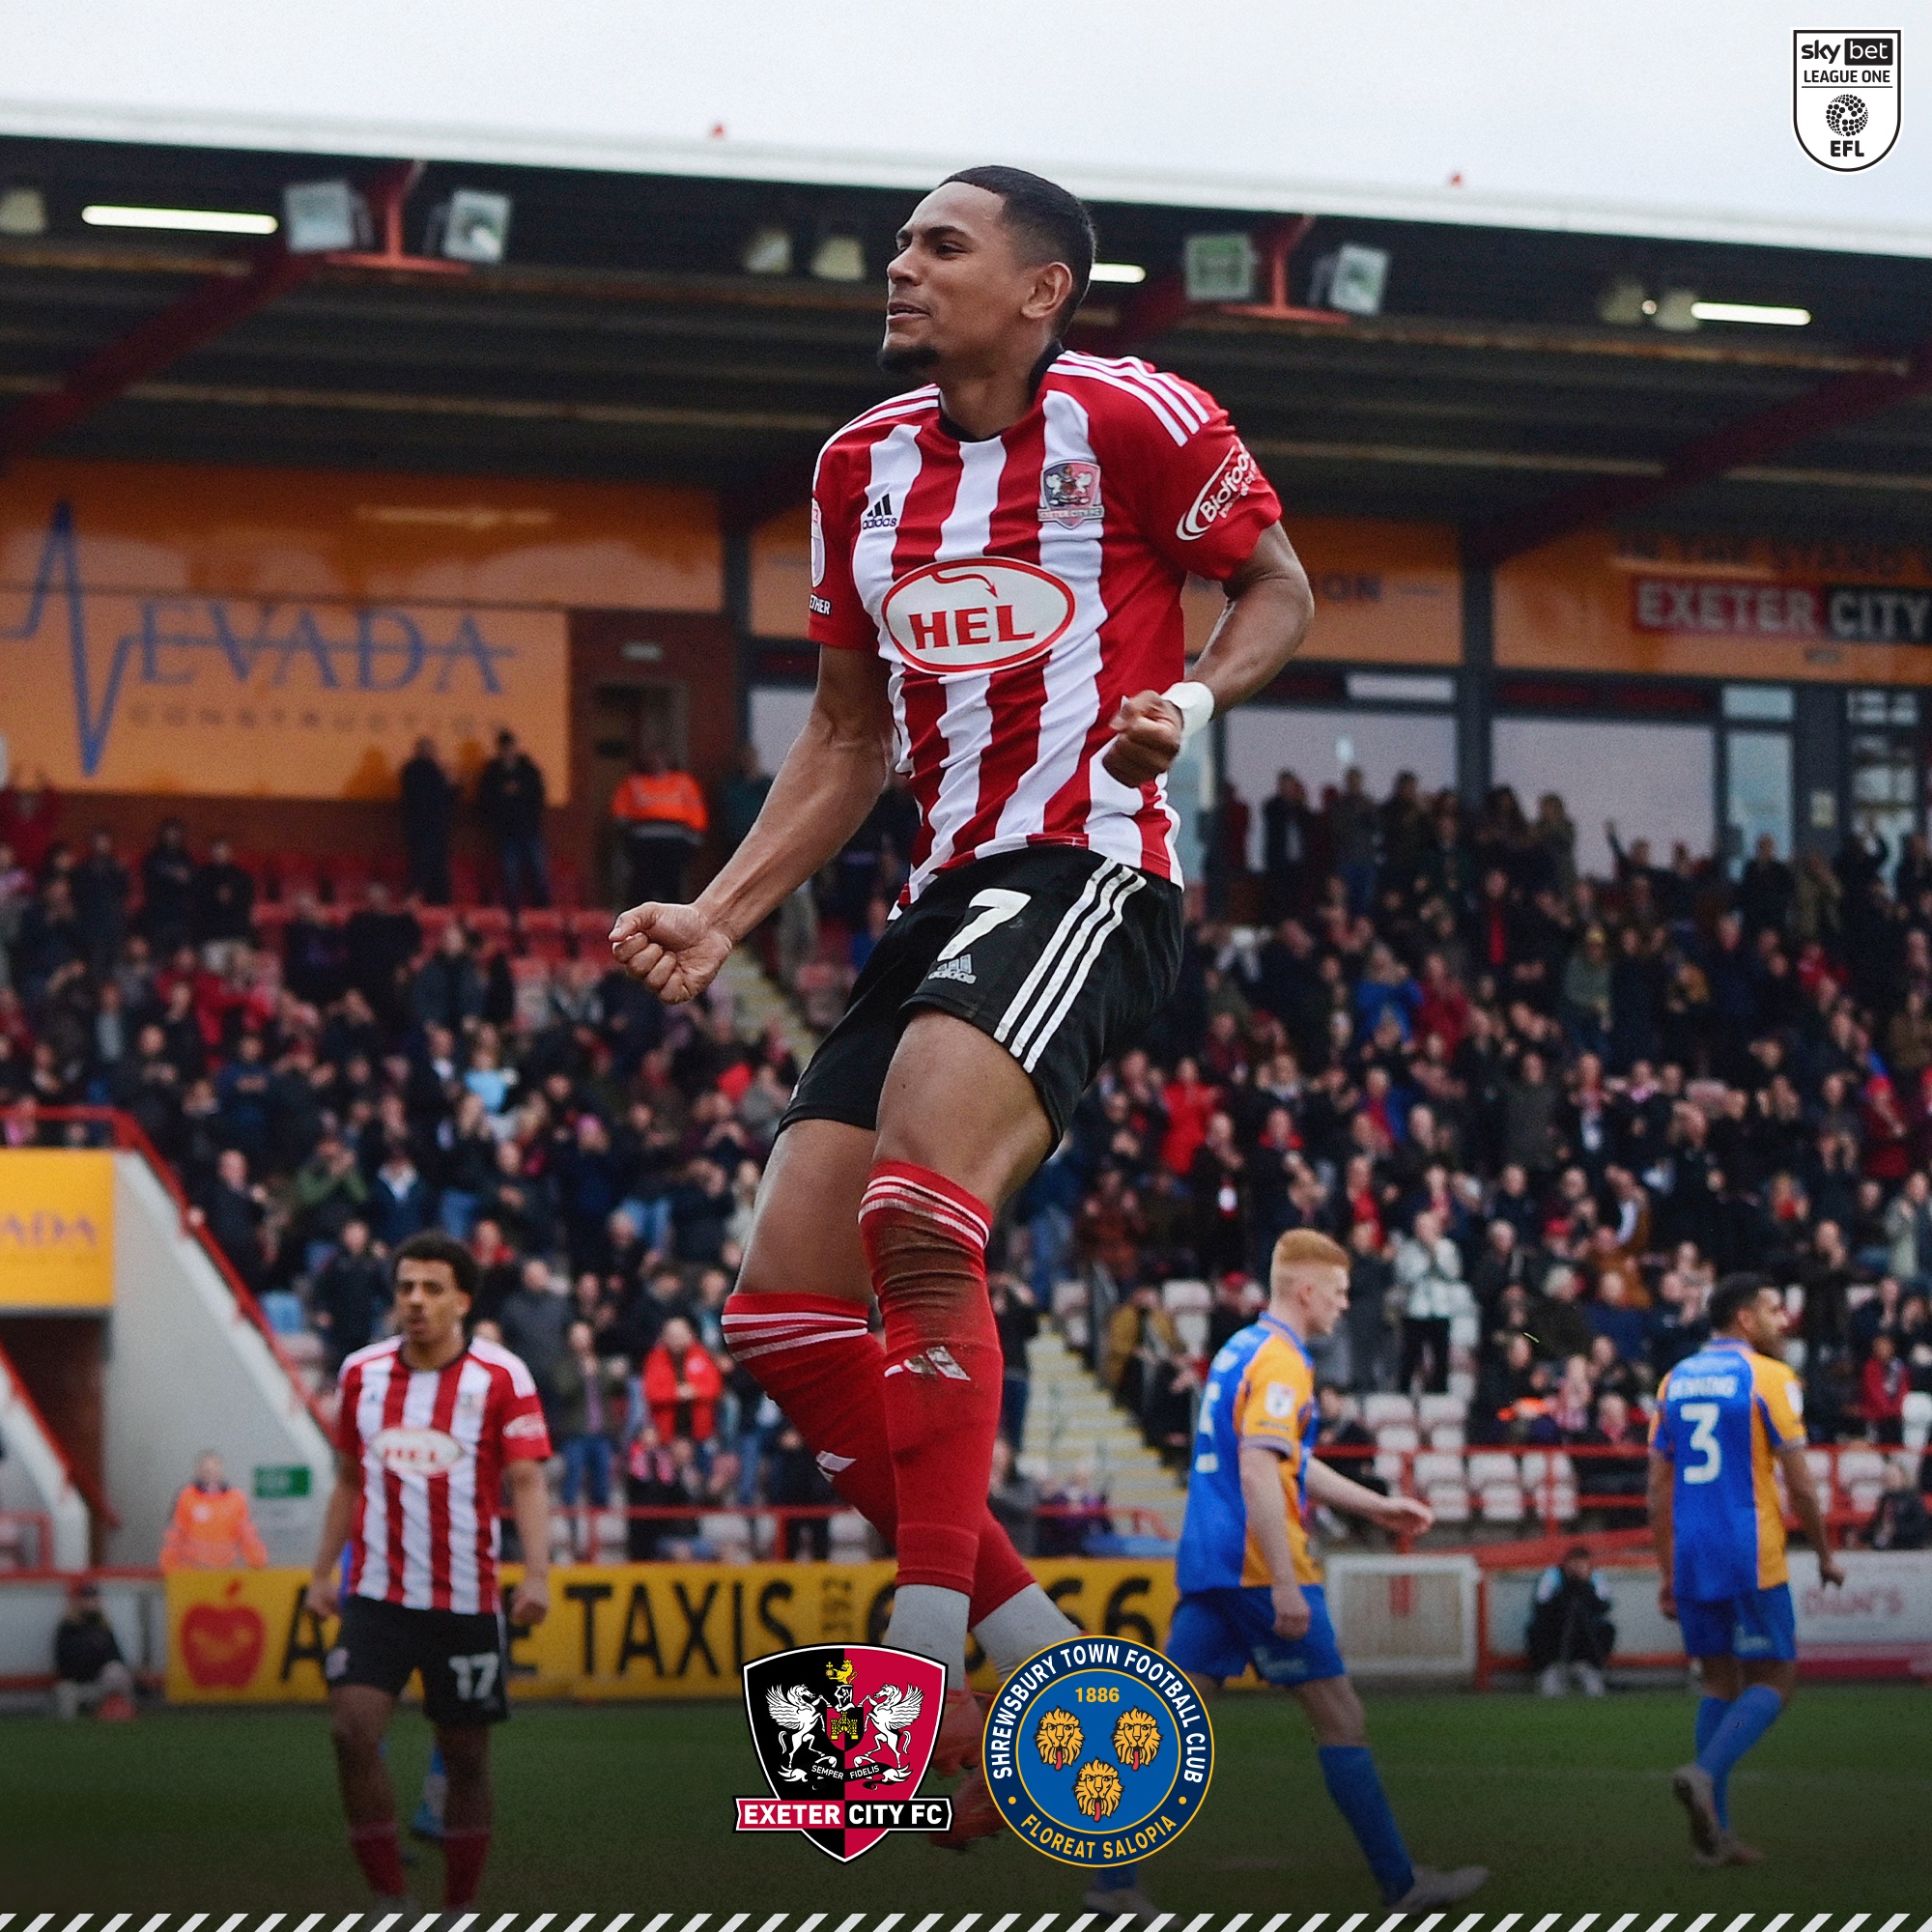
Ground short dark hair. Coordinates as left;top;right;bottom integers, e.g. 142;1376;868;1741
940;165;1095;328
393;1230;478;1303
1709;1271;1773;1332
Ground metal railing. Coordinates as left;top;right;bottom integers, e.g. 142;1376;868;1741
524;1499;1178;1564
1316;1440;1906;1542
0;1512;55;1573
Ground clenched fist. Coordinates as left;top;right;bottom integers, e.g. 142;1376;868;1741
610;901;734;1005
1101;690;1186;786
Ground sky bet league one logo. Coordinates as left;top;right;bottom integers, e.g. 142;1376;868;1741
985;1635;1213;1868
736;1645;952;1861
1794;31;1900;170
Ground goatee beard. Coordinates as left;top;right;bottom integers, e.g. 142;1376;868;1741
877;338;940;375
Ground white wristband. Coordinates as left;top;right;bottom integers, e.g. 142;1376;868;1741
1161;680;1216;745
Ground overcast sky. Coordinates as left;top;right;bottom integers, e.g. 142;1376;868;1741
0;0;1922;253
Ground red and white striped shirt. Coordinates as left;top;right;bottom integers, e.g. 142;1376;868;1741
336;1334;551;1614
810;351;1280;901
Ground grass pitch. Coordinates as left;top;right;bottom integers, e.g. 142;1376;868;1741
0;1685;1924;1910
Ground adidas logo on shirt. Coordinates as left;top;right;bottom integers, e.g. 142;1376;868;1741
926;952;975;985
860;492;898;531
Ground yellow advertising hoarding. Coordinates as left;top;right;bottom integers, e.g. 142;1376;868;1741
0;1151;115;1309
166;1560;1179;1704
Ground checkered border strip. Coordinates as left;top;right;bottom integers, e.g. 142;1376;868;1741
3;1913;1927;1932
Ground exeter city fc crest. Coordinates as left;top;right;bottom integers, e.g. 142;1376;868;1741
1039;459;1103;527
736;1645;952;1861
1794;30;1900;169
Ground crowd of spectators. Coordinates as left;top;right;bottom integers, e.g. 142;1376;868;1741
5;752;1932;1562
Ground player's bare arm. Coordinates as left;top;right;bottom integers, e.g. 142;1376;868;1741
303;1455;361;1620
611;645;894;1003
504;1459;553;1625
1307;1453;1435;1539
1102;525;1314;786
1776;1443;1847;1589
1647;1450;1677;1617
1237;1439;1311;1639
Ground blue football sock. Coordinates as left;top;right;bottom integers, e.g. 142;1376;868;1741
1088;1861;1141;1892
1695;1684;1783;1812
1694;1696;1732;1829
1319;1744;1415;1903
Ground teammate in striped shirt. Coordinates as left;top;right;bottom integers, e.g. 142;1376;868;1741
1649;1272;1843;1866
613;164;1312;1858
305;1231;553;1906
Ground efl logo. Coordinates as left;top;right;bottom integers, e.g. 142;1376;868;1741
881;557;1076;677
1794;28;1901;169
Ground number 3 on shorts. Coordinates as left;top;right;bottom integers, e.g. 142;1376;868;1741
449;1651;500;1701
935;889;1030;963
1680;1401;1722;1485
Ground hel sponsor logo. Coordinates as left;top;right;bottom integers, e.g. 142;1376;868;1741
371;1425;464;1475
502;1412;549;1441
1794;28;1900;169
880;557;1076;676
1177;444;1258;540
1038;459;1103;527
809;593;833;618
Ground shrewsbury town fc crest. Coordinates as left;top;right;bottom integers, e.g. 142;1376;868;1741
984;1635;1213;1867
737;1644;952;1861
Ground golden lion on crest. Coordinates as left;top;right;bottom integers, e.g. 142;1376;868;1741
1033;1706;1084;1770
1072;1758;1124;1820
1112;1706;1162;1771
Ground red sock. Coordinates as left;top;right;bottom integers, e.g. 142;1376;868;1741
722;1290;1034;1622
348;1820;406;1898
859;1159;1003;1595
442;1825;491;1907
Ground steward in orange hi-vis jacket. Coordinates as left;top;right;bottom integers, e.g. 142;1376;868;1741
158;1454;269;1571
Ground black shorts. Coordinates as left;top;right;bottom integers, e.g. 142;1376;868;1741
327;1594;510;1727
782;846;1183;1146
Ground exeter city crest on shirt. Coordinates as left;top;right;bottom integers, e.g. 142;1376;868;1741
1038;458;1103;527
1794;30;1901;169
736;1644;952;1861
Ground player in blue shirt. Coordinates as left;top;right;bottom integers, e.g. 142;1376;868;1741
1649;1272;1843;1865
1170;1229;1487;1909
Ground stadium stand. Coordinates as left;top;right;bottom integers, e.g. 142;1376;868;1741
4;759;1931;1570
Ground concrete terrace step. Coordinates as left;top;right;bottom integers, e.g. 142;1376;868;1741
718;944;820;1066
1019;1329;1187;1533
